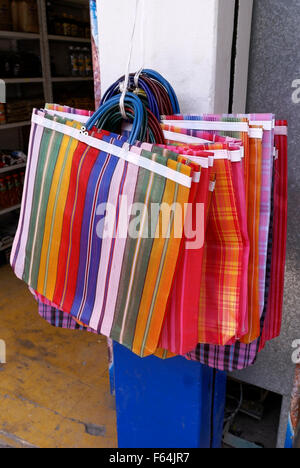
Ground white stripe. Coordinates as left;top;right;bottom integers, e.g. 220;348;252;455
274;126;288;136
187;157;209;168
162;120;249;132
193;172;201;183
32;114;192;188
163;130;211;144
187;149;241;162
208;156;214;167
249;127;263;139
249;120;273;131
209;181;216;192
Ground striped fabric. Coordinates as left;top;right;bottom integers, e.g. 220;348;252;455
154;140;246;347
155;142;247;351
33;134;213;356
197;147;243;346
162;116;264;343
36;165;275;371
37;294;97;333
212;116;261;343
186;164;275;371
28;118;209;357
45;103;93;117
240;128;263;343
183;142;249;343
11;110;194;357
163;114;274;342
184;144;246;346
246;115;274;316
15;106;286;372
158;154;211;355
260;121;288;348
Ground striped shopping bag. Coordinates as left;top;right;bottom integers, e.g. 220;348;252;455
260;120;288;348
11;109;195;357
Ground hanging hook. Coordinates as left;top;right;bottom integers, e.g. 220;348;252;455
119;82;128;120
134;0;146;89
134;67;143;89
119;0;140;120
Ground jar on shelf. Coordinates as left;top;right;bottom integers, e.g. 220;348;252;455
18;0;39;34
0;177;8;210
13;173;22;202
11;0;20;32
5;175;16;206
19;171;25;188
0;104;6;125
0;0;12;31
76;47;85;77
69;46;79;77
53;15;63;36
83;48;92;77
61;13;72;37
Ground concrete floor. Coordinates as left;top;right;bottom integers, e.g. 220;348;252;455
0;264;117;448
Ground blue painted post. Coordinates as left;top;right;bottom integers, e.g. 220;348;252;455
211;369;227;448
113;342;227;448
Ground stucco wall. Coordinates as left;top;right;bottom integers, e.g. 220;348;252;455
97;0;236;113
230;0;300;447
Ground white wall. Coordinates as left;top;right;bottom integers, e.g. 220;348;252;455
232;0;253;113
97;0;237;113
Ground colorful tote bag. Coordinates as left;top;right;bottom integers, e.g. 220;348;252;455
29;110;209;354
11;110;195;357
158;154;212;355
155;142;248;351
161;115;264;344
260;120;288;348
19;106;286;371
187;162;276;371
157;127;248;346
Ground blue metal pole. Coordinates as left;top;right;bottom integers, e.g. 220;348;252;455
113;342;226;448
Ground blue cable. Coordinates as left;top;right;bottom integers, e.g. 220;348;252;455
142;69;180;114
101;75;160;120
85;92;145;145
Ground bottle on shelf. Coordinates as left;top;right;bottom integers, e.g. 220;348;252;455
71;16;77;37
76;47;85;77
0;177;8;210
46;1;54;34
85;23;91;39
69;46;79;77
61;13;71;37
11;0;20;32
0;0;12;31
0;104;6;125
19;171;25;188
18;0;39;34
13;173;21;202
83;47;92;77
5;175;15;207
